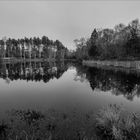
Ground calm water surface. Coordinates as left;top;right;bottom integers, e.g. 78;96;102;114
0;61;140;117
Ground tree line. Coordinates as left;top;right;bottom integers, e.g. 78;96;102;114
74;19;140;61
0;36;69;60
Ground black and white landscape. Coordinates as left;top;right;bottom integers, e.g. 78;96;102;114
0;1;140;140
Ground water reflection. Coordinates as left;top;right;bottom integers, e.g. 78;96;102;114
0;62;140;139
75;65;140;101
0;61;68;83
1;61;140;101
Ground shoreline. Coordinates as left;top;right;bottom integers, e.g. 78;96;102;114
83;60;140;73
0;58;76;63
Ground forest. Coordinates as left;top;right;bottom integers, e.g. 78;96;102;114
74;19;140;61
1;19;140;62
0;36;70;60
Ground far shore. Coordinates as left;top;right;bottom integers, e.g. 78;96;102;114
83;60;140;73
0;58;76;63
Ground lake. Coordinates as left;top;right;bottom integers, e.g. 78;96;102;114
0;61;140;139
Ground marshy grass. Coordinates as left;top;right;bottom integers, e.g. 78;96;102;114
0;105;140;140
4;109;96;140
95;104;140;140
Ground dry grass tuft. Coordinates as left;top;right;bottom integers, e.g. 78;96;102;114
95;104;140;140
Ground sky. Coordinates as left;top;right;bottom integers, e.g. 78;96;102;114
0;1;140;50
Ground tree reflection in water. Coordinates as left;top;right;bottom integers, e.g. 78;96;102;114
75;64;140;101
0;61;69;84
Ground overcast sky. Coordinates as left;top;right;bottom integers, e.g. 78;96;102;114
0;1;140;49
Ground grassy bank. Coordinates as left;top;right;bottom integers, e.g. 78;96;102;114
83;60;140;71
0;58;76;63
1;58;44;63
